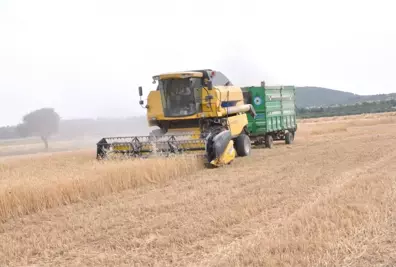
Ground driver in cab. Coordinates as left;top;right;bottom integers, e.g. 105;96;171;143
176;86;194;115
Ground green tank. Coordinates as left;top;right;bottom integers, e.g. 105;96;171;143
241;83;297;148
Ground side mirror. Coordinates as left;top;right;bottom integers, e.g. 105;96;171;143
207;80;213;90
138;86;145;108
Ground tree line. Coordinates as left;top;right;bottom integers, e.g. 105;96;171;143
296;99;396;118
0;108;60;149
0;108;149;149
2;99;396;148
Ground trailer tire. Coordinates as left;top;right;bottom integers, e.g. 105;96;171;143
235;134;251;157
285;132;294;144
265;135;273;148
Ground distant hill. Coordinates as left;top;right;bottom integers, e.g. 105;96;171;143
296;87;396;108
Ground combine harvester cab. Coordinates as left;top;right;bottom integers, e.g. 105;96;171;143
241;82;298;148
96;69;257;167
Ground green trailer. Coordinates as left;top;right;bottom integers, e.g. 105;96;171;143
242;83;297;148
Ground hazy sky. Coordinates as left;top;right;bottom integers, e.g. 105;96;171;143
1;0;395;126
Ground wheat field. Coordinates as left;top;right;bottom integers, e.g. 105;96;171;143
1;112;396;267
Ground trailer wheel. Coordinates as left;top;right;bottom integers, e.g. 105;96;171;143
235;134;251;156
265;135;273;148
285;132;294;144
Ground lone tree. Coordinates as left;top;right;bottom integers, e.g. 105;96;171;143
19;108;60;150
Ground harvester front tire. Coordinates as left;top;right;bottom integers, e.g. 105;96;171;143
235;134;251;157
265;135;273;148
285;132;294;144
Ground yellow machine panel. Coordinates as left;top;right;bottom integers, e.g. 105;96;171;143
227;114;249;137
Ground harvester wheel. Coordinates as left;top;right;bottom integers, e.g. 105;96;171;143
285;132;294;144
235;134;251;157
265;135;273;148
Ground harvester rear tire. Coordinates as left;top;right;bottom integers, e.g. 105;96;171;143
235;134;251;157
265;135;273;148
285;132;294;144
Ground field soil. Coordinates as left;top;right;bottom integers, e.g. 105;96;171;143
1;113;396;267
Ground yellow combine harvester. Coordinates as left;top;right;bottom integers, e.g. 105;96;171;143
96;69;256;167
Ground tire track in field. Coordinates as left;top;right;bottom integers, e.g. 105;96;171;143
1;123;396;266
2;127;393;266
199;142;396;267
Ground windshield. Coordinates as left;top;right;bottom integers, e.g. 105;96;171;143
159;78;202;117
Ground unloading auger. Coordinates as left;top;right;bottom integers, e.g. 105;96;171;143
96;69;256;167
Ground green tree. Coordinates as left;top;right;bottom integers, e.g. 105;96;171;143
19;108;60;150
